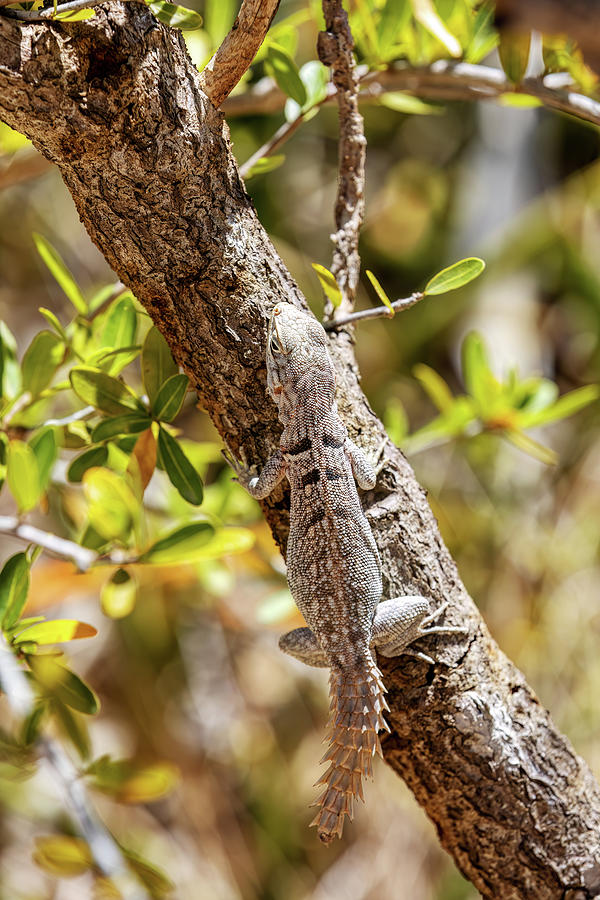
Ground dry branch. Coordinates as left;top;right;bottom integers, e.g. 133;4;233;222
1;5;600;896
198;0;280;108
318;0;366;314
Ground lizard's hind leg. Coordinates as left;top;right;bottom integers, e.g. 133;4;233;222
279;628;329;668
373;596;465;659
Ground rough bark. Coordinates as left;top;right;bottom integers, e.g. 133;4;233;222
1;6;600;897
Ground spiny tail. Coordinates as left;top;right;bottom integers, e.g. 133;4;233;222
311;655;389;844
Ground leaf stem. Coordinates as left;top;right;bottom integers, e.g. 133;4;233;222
323;292;425;330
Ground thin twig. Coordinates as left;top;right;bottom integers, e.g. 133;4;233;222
0;634;148;898
318;0;366;316
198;0;280;109
223;61;600;128
0;516;133;570
324;292;425;330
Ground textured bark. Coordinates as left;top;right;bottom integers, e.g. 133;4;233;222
1;6;600;896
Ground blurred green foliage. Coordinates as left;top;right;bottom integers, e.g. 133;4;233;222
0;0;600;898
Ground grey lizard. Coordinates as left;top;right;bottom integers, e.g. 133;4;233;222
226;302;462;844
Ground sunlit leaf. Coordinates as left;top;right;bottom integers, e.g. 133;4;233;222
90;345;142;376
312;263;342;308
101;568;137;619
503;430;558;465
152;373;189;422
102;294;137;349
138;521;215;565
518;384;599;428
299;59;328;107
14;620;97;645
7;440;41;513
0;122;30;155
122;848;175;897
366;270;394;313
130;428;157;490
497;93;542;108
461;331;498;409
87;755;180;803
91;413;152;443
82;467;139;541
265;44;307;107
411;0;461;56
21;331;65;396
157;427;204;505
70;366;145;415
29;427;58;492
0;552;30;630
53;6;95;19
413;363;453;412
33;835;93;877
424;258;485;295
0;321;21;402
379;92;442;115
147;0;203;29
67;445;109;482
21;702;47;747
244;155;286;181
52;698;91;759
28;655;99;714
498;30;530;84
142;326;178;407
33;233;87;314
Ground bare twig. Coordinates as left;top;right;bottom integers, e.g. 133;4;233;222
198;0;280;109
223;61;600;128
318;0;366;315
0;516;134;570
0;0;104;20
0;634;147;898
323;292;425;330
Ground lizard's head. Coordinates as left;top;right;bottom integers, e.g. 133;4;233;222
266;303;332;406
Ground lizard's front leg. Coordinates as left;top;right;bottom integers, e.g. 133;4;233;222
224;447;287;499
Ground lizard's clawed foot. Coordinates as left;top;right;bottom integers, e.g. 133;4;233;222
221;445;258;491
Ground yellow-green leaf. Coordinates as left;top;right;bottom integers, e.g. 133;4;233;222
83;467;139;541
152;373;189;422
14;620;97;645
33;836;93;877
0;552;30;630
504;429;558;466
142;326;178;406
70;366;144;415
312;263;342;308
33;233;87;314
53;6;95;19
87;756;179;803
29;427;58;492
91;413;152;443
424;257;485;295
67;445;108;483
413;364;453;412
21;331;65;396
244;154;286;181
101;569;137;619
366;270;394;313
7;440;41;513
379;92;442;115
28;656;100;714
139;521;214;565
146;0;202;29
265;44;307;107
498;31;531;84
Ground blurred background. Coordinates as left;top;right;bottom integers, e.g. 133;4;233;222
1;0;600;897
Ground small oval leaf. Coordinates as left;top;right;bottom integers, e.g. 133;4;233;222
101;569;137;619
14;620;97;645
82;467;139;541
424;257;485;296
157;427;203;505
142;326;178;407
33;233;87;314
21;331;65;396
152;373;189;422
7;440;41;513
29;427;58;492
265;44;307;107
366;270;394;313
28;656;100;715
67;445;109;483
91;413;152;443
0;552;30;630
139;521;215;565
312;263;342;308
70;366;145;415
33;835;93;877
146;0;203;29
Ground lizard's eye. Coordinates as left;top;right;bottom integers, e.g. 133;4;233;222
270;337;283;354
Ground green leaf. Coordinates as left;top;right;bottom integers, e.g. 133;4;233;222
122;848;174;897
14;620;97;645
504;429;558;465
0;552;30;630
21;331;65;397
28;655;99;714
0;321;21;402
29;427;58;492
88;345;142;375
7;440;41;513
83;467;139;541
157;427;204;505
102;294;137;349
147;0;203;29
519;385;599;428
21;702;47;747
465;1;498;63
139;521;214;565
33;836;93;878
413;363;454;412
312;263;342;308
497;93;542;108
412;0;461;57
461;332;498;409
424;257;485;295
498;31;531;84
53;6;95;18
152;373;189;422
101;568;137;619
299;59;328;108
87;755;179;803
265;45;307;107
38;307;68;342
33;233;87;314
67;445;108;483
379;92;442;115
142;326;178;407
91;413;152;443
180;525;255;561
244;154;286;181
376;0;411;59
70;366;145;415
52;699;91;759
366;270;394;313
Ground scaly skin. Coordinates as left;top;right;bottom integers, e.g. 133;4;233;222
227;302;462;843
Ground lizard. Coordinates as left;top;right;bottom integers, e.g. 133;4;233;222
226;301;463;844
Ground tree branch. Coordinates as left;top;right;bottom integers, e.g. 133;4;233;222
198;0;280;109
1;6;600;895
318;0;366;314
